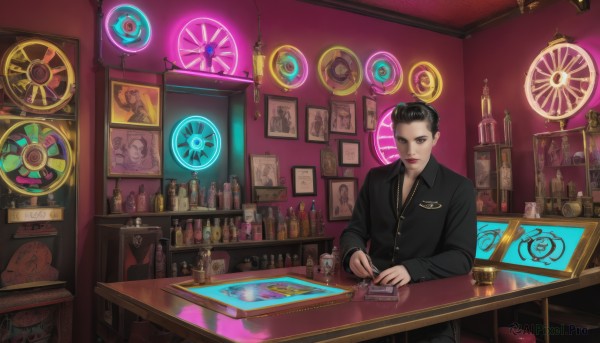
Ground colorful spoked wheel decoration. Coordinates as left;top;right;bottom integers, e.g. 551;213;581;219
177;18;239;75
371;107;398;165
525;42;597;121
365;51;403;95
317;46;363;96
171;116;221;171
104;4;152;53
0;121;73;196
408;61;443;103
269;45;309;91
1;39;76;114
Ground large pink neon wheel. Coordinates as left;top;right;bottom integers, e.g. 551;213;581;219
371;107;398;165
177;18;239;75
525;42;596;121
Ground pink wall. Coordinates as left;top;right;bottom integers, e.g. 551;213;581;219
0;0;466;341
464;0;600;211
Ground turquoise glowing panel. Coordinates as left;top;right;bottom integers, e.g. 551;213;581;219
477;221;509;260
171;116;221;171
187;276;346;311
501;224;584;271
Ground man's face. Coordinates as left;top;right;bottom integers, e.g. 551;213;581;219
340;185;348;201
128;139;145;163
394;120;439;175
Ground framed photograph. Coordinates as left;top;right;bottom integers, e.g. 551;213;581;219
110;80;161;127
328;178;358;221
320;148;337;177
265;95;298;139
250;154;280;187
363;96;377;131
306;106;329;143
330;100;356;135
292;166;317;196
108;128;162;177
339;140;361;167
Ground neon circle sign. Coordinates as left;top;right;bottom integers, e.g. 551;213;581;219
104;4;152;53
365;51;403;95
171;116;221;171
372;107;399;165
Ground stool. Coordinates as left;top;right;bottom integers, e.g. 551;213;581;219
498;326;536;343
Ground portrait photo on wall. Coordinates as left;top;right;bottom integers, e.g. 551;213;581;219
363;96;377;131
328;178;358;221
110;80;161;127
330;100;356;135
108;128;162;177
250;154;280;187
339;139;361;167
320;147;338;177
306;106;329;143
265;95;298;139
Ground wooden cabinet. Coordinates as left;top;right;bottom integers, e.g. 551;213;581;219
474;144;512;214
533;127;591;216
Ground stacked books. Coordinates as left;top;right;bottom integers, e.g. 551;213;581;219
364;284;399;301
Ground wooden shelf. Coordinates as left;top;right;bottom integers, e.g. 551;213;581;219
169;236;335;252
96;209;243;219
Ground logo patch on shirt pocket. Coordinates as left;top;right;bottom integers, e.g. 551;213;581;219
419;201;442;209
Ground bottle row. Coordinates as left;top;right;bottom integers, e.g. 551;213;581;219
109;172;242;214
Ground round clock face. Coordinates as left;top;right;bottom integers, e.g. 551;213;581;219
0;121;73;196
269;45;309;90
408;61;443;103
525;42;597;120
372;107;399;165
177;18;239;74
105;4;152;53
171;116;221;171
317;46;363;96
364;51;403;95
1;39;75;114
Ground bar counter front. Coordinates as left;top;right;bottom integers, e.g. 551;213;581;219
95;265;600;342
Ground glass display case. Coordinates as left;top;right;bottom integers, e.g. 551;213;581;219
533;127;590;216
474;144;512;214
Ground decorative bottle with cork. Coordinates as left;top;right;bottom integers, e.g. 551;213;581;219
264;207;276;240
136;184;147;213
287;206;299;239
110;179;123;214
232;176;241;210
188;171;199;208
477;79;497;145
298;201;310;237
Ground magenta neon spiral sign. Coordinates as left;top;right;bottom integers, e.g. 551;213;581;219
372;107;399;165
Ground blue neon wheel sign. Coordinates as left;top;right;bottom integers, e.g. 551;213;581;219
171;116;221;170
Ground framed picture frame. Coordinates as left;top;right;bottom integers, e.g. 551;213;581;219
250;154;280;187
330;100;356;135
320;148;337;177
327;178;358;221
474;151;492;188
338;139;361;167
108;128;162;177
265;95;298;139
363;96;377;131
292;166;317;196
306;106;329;143
110;80;161;127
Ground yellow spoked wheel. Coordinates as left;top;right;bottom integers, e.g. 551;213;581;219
408;61;443;103
317;46;362;96
1;38;76;114
0;120;73;196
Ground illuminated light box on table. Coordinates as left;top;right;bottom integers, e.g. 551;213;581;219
485;218;600;279
476;216;514;261
165;274;354;318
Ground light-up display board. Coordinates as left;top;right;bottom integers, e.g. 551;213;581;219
476;220;510;260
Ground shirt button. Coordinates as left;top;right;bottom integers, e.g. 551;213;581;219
395;246;400;251
397;232;401;236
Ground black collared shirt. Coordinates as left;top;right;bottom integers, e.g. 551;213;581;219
340;156;476;282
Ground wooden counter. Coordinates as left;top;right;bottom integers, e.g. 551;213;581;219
95;266;600;342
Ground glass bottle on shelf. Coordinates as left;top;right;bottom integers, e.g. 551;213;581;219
232;176;241;210
230;217;238;242
288;206;299;239
207;181;217;209
168;179;178;211
178;183;189;212
299;201;310;237
110;179;123;214
188;171;199;208
136;184;147;213
223;182;232;210
222;218;230;243
184;219;194;245
264;207;276;240
477;79;497;145
125;191;137;214
309;200;317;236
174;219;183;247
503;110;512;146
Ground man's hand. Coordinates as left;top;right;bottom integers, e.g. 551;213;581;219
374;265;411;286
349;250;374;279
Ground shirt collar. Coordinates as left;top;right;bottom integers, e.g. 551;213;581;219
384;156;439;188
